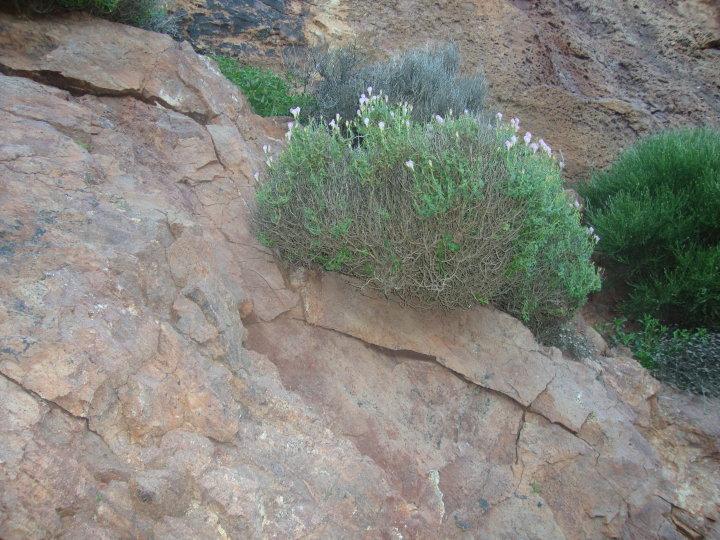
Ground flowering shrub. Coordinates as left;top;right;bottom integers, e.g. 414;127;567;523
580;128;720;328
306;43;487;124
254;94;600;324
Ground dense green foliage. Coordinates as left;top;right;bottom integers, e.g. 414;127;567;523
580;128;720;328
610;316;719;397
297;43;487;124
213;55;314;117
10;0;175;32
255;96;600;324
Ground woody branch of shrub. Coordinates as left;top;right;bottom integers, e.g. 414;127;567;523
254;91;600;326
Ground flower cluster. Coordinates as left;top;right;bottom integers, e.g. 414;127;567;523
498;113;554;158
586;225;600;243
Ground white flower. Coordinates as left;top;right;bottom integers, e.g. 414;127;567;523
435;114;445;124
287;121;294;130
390;111;395;118
573;200;581;209
329;119;337;129
510;117;520;132
524;132;532;145
378;121;385;130
593;234;601;243
357;109;361;117
336;113;341;122
464;109;469;115
367;86;373;95
289;106;301;118
253;171;260;182
359;93;369;106
405;159;415;171
363;117;370;126
262;144;270;154
505;135;518;150
529;142;539;153
496;112;503;121
587;226;595;235
539;139;552;156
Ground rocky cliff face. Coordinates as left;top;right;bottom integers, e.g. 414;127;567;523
173;0;720;180
1;14;719;539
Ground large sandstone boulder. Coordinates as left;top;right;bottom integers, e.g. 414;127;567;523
1;14;718;539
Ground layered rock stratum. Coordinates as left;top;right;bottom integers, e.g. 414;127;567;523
1;13;719;539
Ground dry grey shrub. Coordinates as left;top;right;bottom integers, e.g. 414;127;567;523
287;42;487;123
653;332;720;398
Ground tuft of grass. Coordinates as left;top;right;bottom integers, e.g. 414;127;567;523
254;96;600;326
579;127;720;329
10;0;177;33
212;55;315;118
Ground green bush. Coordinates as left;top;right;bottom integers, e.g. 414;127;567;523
610;316;719;398
9;0;175;32
254;96;600;325
579;128;720;328
300;43;487;124
213;55;315;118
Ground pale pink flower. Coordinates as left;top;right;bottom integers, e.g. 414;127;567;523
435;114;445;124
367;86;373;95
359;93;369;106
496;112;503;121
289;106;301;118
510;117;520;132
529;142;539;153
523;132;532;145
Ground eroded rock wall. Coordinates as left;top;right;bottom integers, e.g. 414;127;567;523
1;14;718;539
173;0;720;179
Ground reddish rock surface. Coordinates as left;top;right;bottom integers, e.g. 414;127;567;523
1;14;719;539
